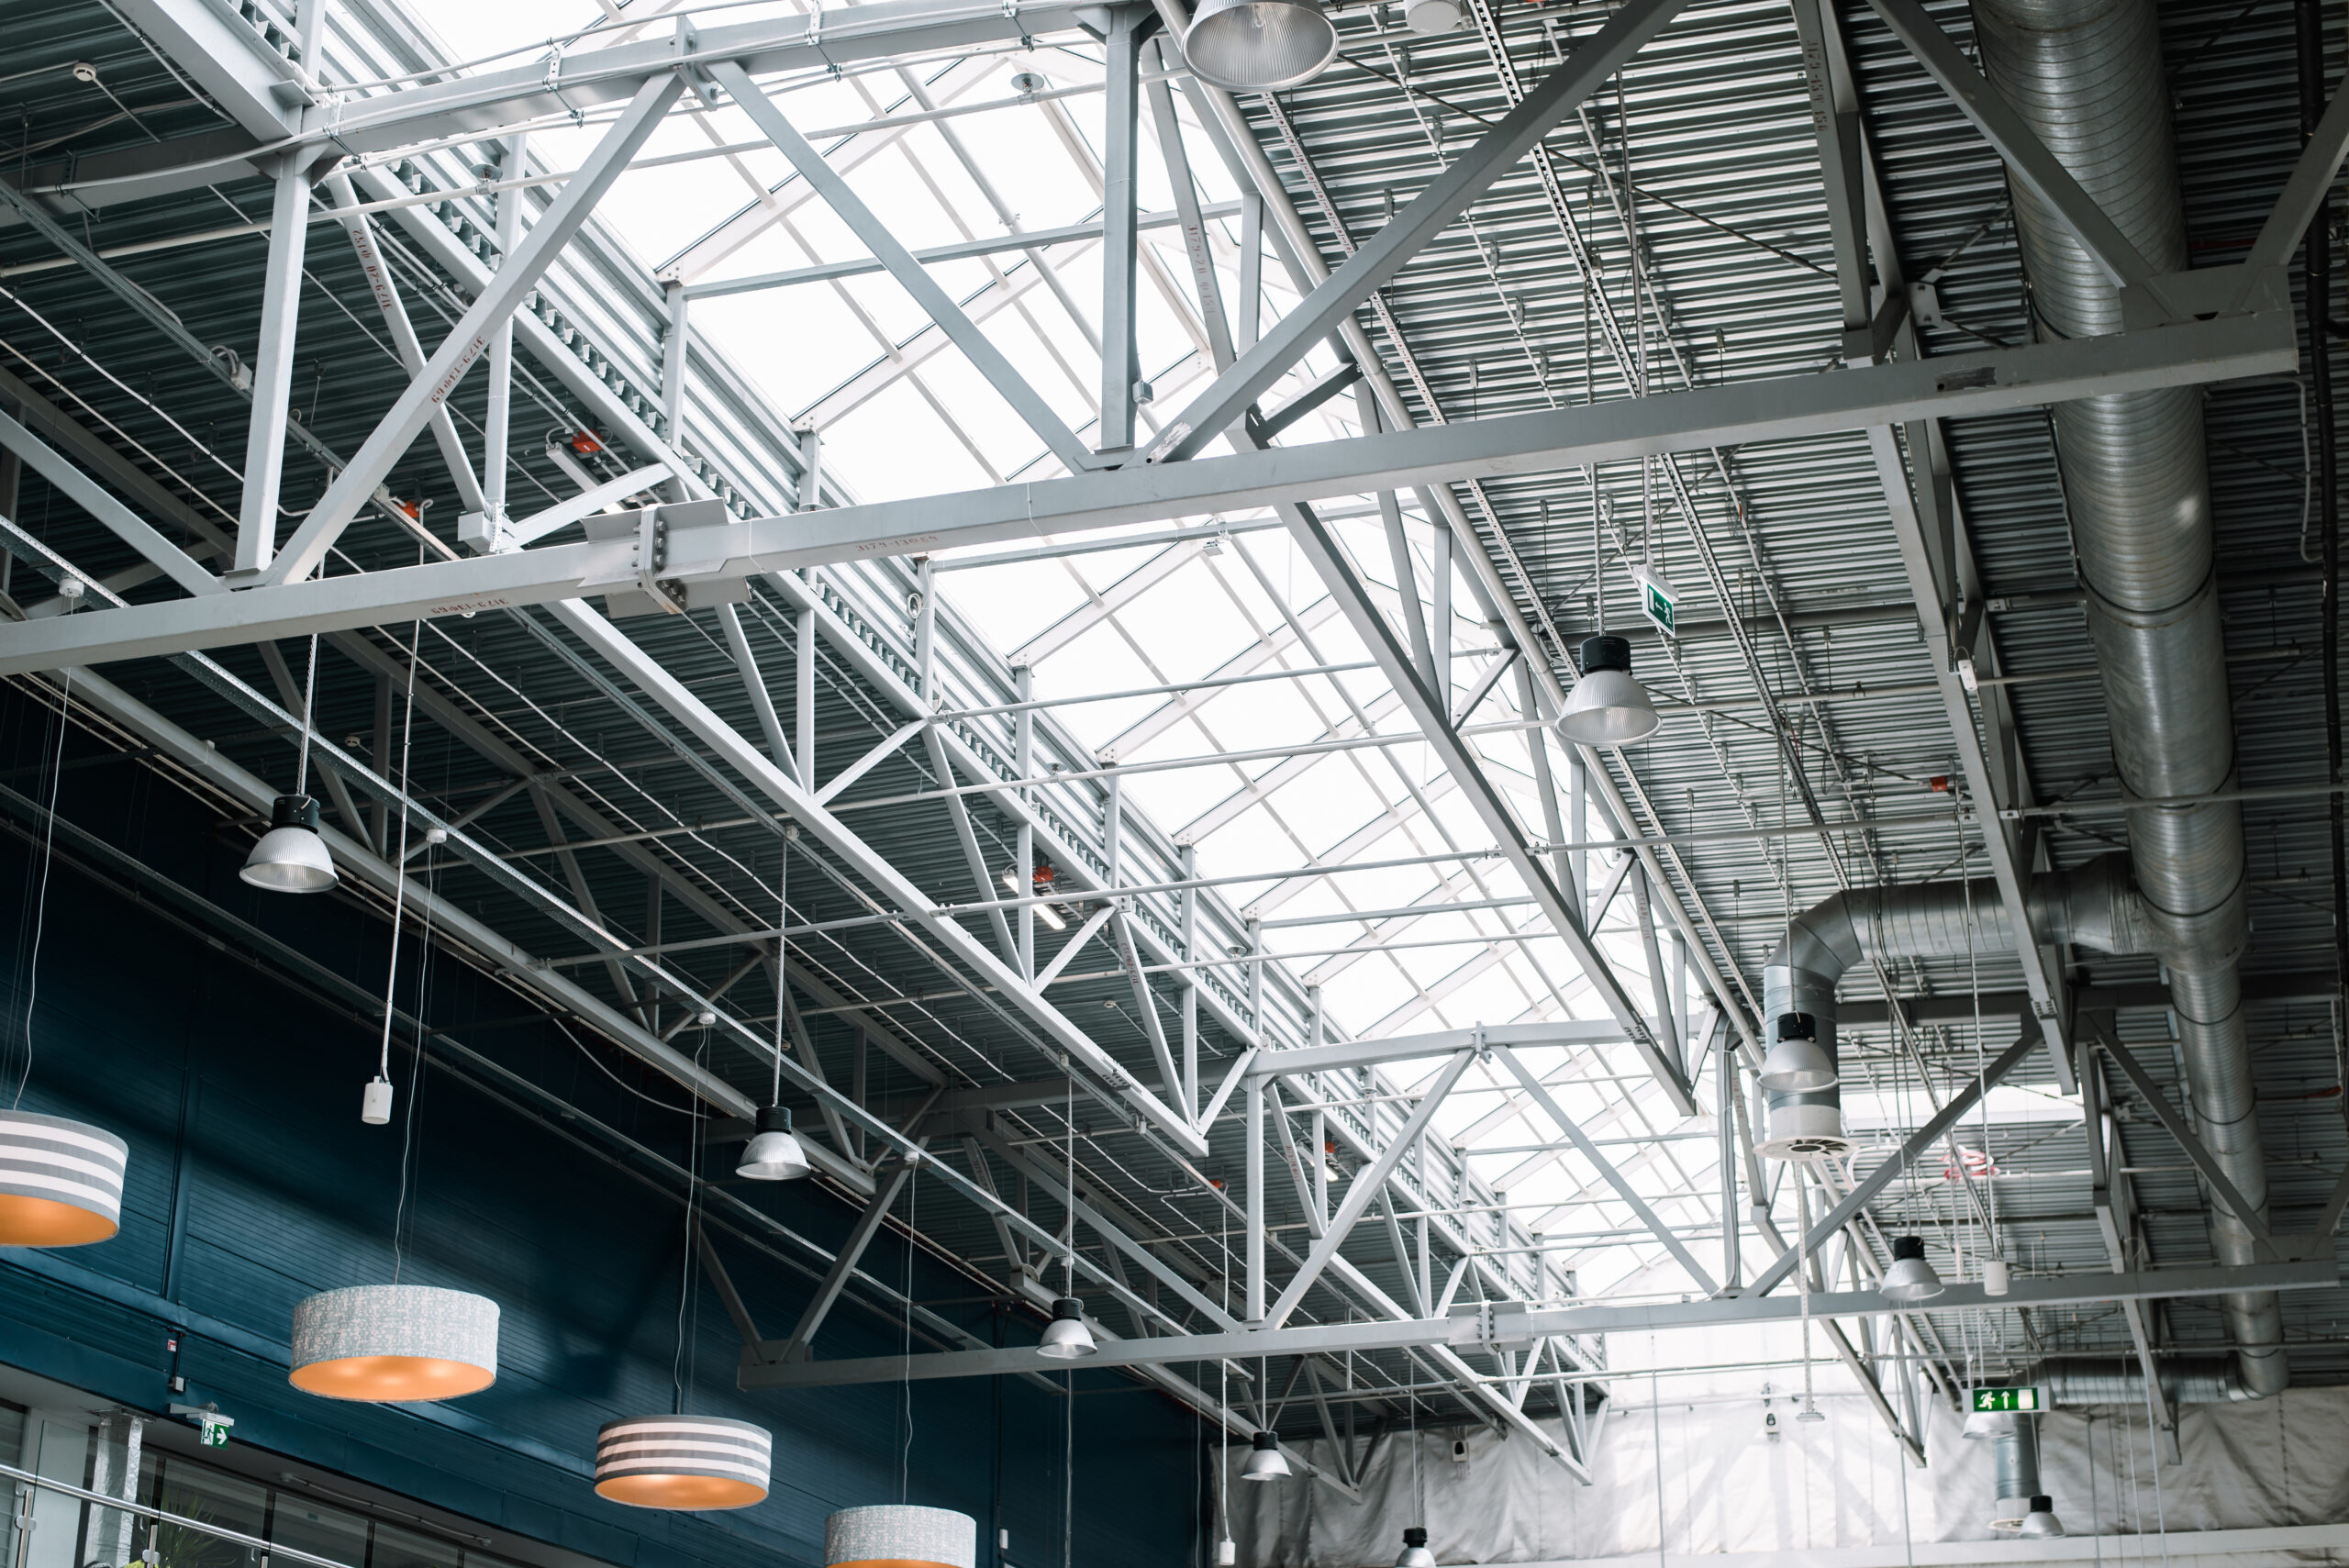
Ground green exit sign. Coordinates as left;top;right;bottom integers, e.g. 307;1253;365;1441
1633;565;1676;637
1971;1385;2046;1413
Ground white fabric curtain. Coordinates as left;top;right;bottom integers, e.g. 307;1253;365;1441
1228;1387;2349;1567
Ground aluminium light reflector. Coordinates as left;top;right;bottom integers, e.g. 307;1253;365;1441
595;1415;773;1509
0;1109;127;1246
290;1284;499;1401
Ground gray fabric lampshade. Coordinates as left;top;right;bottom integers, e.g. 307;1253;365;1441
825;1505;978;1568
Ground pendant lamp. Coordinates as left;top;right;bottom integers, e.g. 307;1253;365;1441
0;1109;128;1246
1037;1295;1097;1359
289;1284;499;1401
244;638;338;893
594;1415;772;1509
1240;1430;1291;1480
1557;636;1659;746
1878;1236;1945;1303
2017;1497;2065;1539
1395;1529;1436;1568
242;795;339;893
1757;1011;1836;1093
737;1106;811;1181
825;1505;977;1568
1181;0;1338;91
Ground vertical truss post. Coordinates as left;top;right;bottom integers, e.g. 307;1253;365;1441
796;601;818;783
266;73;685;584
919;559;1018;962
1430;512;1452;703
662;281;691;500
1100;6;1144;451
1718;1028;1741;1291
236;158;316;578
483;132;528;527
1632;870;1681;1069
1238;192;1264;350
796;421;823;508
1017;664;1037;979
1246;1075;1266;1320
1267;1049;1475;1327
1517;661;1572;898
1362;384;1437;691
1568;746;1587;915
1181;841;1199;1117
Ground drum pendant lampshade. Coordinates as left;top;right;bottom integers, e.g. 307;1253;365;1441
0;1109;127;1246
825;1505;978;1568
594;1415;772;1509
289;1284;499;1401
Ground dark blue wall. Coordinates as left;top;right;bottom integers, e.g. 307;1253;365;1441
0;686;1201;1568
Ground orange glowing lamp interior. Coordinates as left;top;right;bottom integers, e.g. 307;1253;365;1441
288;1355;496;1402
594;1473;768;1510
0;1195;117;1247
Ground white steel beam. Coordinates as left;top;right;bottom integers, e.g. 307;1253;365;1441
708;60;1094;474
263;74;685;586
0;313;2291;670
235;159;316;575
1146;0;1696;462
550;599;1211;1158
739;1260;2343;1385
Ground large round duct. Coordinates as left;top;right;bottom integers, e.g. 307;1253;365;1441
1972;0;2285;1397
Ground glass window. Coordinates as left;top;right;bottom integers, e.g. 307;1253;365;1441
147;1459;267;1568
369;1522;462;1568
270;1498;369;1568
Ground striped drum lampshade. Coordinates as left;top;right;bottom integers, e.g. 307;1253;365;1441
0;1109;127;1246
826;1505;978;1568
594;1415;772;1509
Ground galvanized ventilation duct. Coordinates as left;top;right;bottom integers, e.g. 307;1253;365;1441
1761;859;2281;1389
1759;855;2148;1159
2043;1358;2255;1405
1972;0;2285;1396
1982;1411;2043;1529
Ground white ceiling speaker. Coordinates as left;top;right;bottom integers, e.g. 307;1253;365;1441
1403;0;1461;31
1182;0;1339;92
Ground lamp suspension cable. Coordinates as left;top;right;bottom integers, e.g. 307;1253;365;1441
374;619;423;1130
15;667;68;1110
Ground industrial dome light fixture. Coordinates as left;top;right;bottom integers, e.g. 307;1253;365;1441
737;1105;812;1181
1879;1236;1945;1303
594;1415;773;1509
0;1109;128;1247
825;1505;978;1568
1180;0;1338;92
1395;1528;1436;1568
1557;636;1659;747
2017;1497;2065;1539
241;795;339;893
246;637;338;893
1240;1430;1292;1481
1757;1012;1836;1093
289;1284;499;1401
1037;1296;1097;1359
